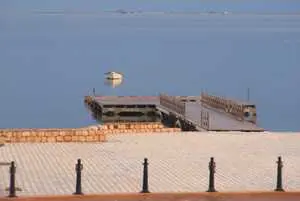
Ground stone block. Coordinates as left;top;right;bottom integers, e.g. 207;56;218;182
56;136;63;142
47;136;56;143
35;137;42;142
75;131;82;136
71;135;79;142
13;136;21;143
58;131;64;136
87;135;97;142
6;132;12;138
23;132;30;137
45;132;53;137
41;137;48;143
19;136;27;142
63;135;72;142
9;137;15;143
100;134;106;142
28;136;37;143
78;136;86;142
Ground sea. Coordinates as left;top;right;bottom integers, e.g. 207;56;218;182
0;0;299;131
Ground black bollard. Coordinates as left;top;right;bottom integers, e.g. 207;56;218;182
207;157;217;192
140;158;150;193
73;159;83;195
8;161;17;197
275;156;285;192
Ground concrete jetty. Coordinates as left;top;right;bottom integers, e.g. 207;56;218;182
84;93;264;132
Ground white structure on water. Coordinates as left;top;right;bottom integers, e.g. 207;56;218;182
105;71;123;80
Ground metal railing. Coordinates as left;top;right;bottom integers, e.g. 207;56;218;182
200;92;245;120
159;93;186;116
5;156;287;197
200;110;210;130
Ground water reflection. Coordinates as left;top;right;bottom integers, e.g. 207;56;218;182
104;78;123;88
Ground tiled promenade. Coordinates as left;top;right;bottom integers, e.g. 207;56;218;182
1;192;300;201
0;132;300;197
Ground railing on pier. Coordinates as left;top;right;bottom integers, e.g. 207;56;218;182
159;93;186;116
201;92;246;121
200;110;210;130
84;96;94;105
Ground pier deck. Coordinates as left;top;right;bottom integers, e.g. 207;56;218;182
161;102;263;132
85;93;264;132
93;96;159;106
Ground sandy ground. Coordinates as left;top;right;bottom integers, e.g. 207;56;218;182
0;131;300;197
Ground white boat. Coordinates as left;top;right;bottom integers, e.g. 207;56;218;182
105;71;123;80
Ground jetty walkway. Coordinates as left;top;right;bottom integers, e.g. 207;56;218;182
85;92;264;132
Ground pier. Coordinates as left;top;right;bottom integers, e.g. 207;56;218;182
84;93;264;132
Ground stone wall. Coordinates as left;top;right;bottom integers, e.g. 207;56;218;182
0;128;106;143
0;122;180;143
97;122;181;134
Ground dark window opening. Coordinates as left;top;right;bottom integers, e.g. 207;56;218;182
104;111;115;116
118;112;144;117
244;112;250;118
147;111;156;116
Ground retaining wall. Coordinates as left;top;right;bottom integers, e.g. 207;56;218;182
0;123;180;143
89;122;181;135
0;128;106;143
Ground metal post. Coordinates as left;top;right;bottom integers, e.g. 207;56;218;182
275;156;284;192
140;158;150;193
207;157;217;192
200;111;203;128
247;88;250;101
73;159;83;195
8;161;16;197
207;112;210;130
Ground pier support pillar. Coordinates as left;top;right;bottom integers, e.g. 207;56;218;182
175;119;182;129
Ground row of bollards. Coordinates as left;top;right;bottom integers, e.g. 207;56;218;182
7;156;285;197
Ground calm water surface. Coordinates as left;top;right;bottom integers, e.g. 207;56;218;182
0;1;299;131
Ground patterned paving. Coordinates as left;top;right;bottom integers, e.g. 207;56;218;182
0;132;300;197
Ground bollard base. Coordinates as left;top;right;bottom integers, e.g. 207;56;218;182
206;189;217;192
275;188;285;192
8;194;17;198
73;192;84;195
140;190;150;193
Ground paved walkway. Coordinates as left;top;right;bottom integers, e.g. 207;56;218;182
0;132;300;197
0;192;300;201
